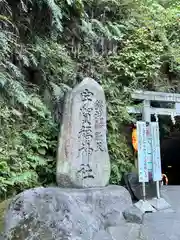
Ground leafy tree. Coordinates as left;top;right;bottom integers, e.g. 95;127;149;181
0;0;179;197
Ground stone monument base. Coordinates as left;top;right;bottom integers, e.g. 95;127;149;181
148;197;171;211
134;200;156;213
3;185;132;240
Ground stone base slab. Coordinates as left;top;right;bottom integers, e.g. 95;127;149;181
134;200;156;213
148;197;171;211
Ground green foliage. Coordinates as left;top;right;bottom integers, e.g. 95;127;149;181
0;97;57;198
30;37;76;85
0;0;180;196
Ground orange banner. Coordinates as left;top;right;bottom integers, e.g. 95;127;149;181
132;128;138;152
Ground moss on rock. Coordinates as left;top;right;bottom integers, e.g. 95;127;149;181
0;199;10;232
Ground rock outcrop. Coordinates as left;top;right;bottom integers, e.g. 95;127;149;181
3;185;132;239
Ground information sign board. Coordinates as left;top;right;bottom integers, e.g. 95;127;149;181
151;122;162;181
146;125;153;180
137;121;148;182
175;102;180;115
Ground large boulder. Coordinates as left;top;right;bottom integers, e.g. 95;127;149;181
93;230;113;240
124;172;161;200
3;185;132;239
123;205;144;224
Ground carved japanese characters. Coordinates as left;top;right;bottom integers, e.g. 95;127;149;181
56;78;110;187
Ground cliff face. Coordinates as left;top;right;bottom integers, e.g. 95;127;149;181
0;0;180;198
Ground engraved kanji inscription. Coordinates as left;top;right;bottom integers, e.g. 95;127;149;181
77;164;94;179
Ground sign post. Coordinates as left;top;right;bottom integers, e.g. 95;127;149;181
135;120;155;212
137;121;148;200
151;122;162;199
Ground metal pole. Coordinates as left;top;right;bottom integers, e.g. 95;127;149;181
156;181;160;199
142;182;146;201
142;100;151;201
154;116;161;200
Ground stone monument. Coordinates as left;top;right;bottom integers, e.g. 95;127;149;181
2;78;138;240
56;77;111;187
